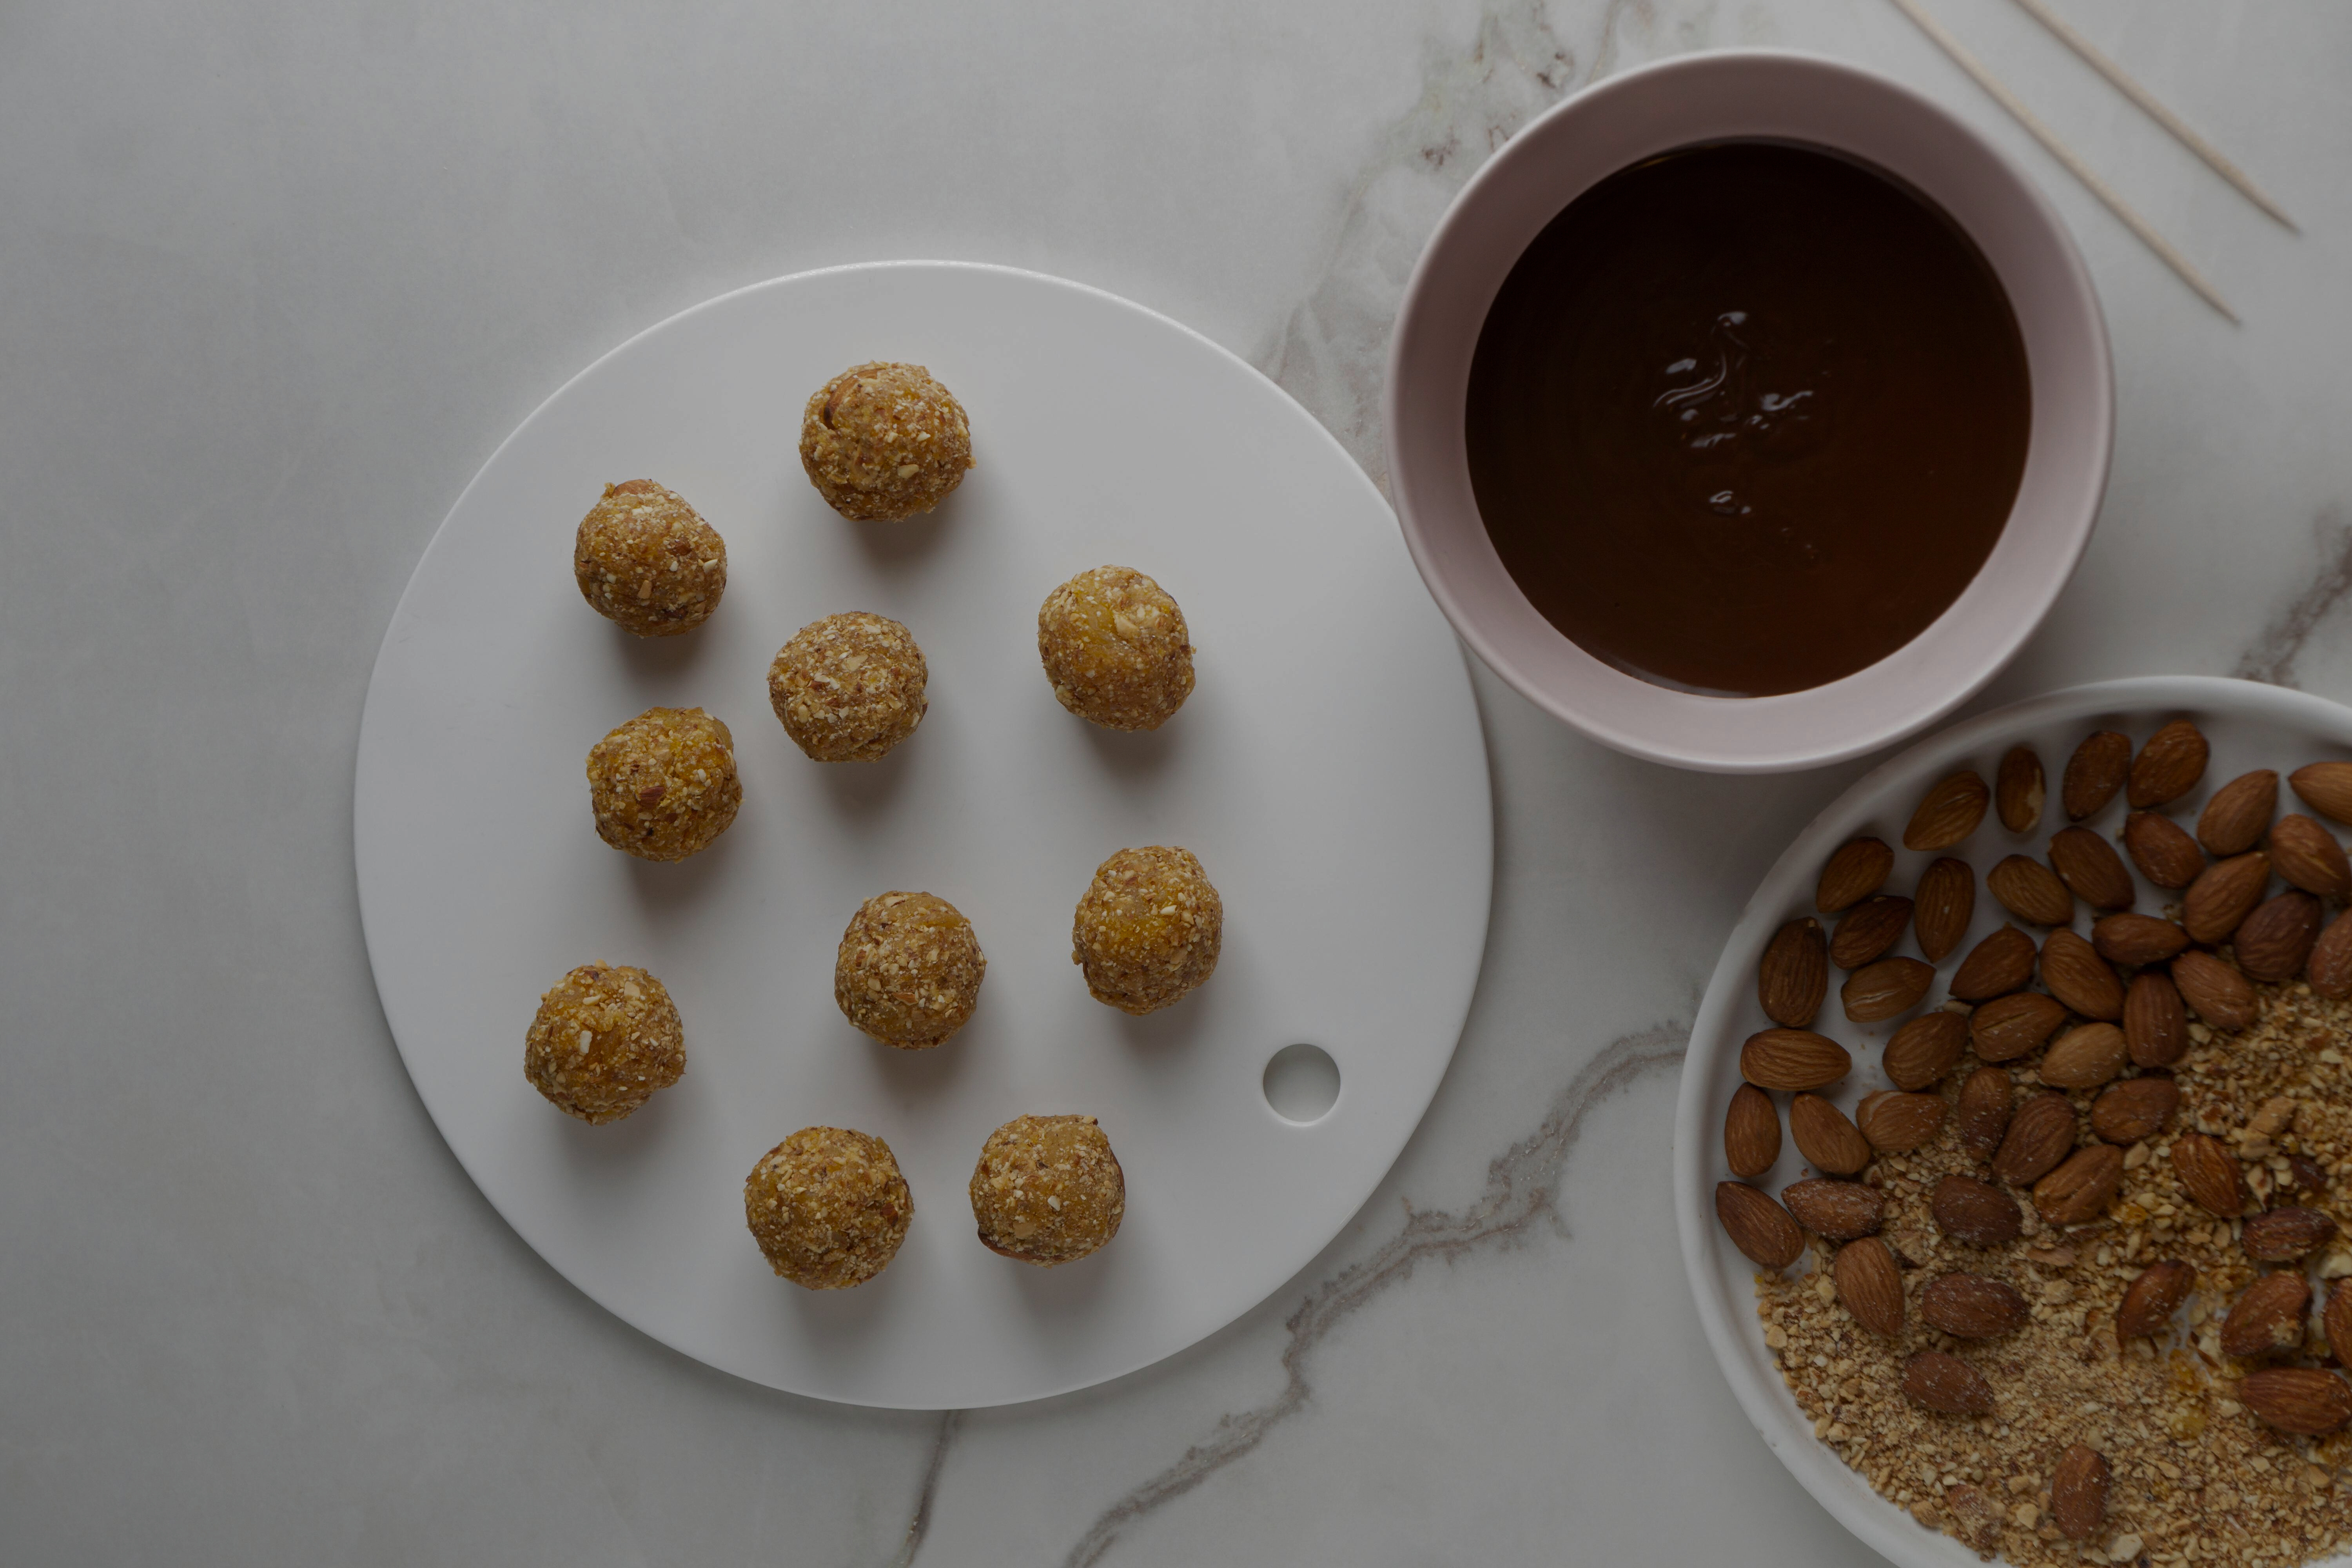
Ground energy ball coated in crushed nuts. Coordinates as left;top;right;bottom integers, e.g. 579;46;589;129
768;613;928;762
1036;565;1195;731
586;706;742;861
523;962;685;1124
798;361;973;521
572;479;727;636
744;1127;912;1290
969;1114;1125;1266
1072;846;1222;1014
835;891;986;1049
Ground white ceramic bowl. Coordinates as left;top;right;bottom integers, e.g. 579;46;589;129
1387;50;2113;773
1674;676;2352;1566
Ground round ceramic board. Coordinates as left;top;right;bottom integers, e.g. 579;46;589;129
355;261;1492;1408
1673;676;2352;1567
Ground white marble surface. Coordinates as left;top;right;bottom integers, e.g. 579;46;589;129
4;2;2349;1563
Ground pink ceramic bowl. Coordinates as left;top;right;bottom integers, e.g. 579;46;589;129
1386;50;2112;773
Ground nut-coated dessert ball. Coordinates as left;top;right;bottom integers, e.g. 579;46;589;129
1071;845;1222;1014
572;479;727;636
768;613;928;762
744;1126;913;1290
586;706;742;861
835;891;985;1049
969;1114;1124;1266
1036;565;1194;731
523;962;685;1124
798;361;973;521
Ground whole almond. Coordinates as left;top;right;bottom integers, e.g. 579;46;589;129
1884;1011;1969;1091
1904;771;1989;852
1970;991;2066;1063
1903;1350;1993;1415
1995;744;2045;833
1987;855;2073;926
2123;810;2206;889
2123;971;2188;1066
2172;1131;2249;1218
2091;911;2190;966
1740;1029;1851;1092
2241;1206;2339;1263
2129;720;2209;809
2234;890;2321;984
2198;768;2279;857
2040;930;2124;1021
1757;916;1828;1028
1955;1067;2013;1160
1723;1083;1781;1179
2116;1259;2195;1341
2034;1143;2124;1225
1931;1173;2022;1247
1841;957;1932;1024
1782;1178;1886;1241
2327;1281;2352;1367
2289;760;2352;825
2239;1367;2352;1437
1920;1272;2029;1338
1714;1181;1804;1270
1857;1090;1946;1153
1817;837;1894;913
2048;826;2134;911
2183;851;2271;944
1833;1237;1905;1336
1912;857;1975;962
2269;813;2352;899
2039;1022;2127;1089
2089;1076;2178;1144
1829;895;1912;970
1789;1093;1873;1177
2171;950;2258;1032
1991;1092;2078;1185
1951;926;2037;1001
2050;1444;2110;1543
2063;731;2130;820
2220;1272;2312;1359
2311;910;2352;1000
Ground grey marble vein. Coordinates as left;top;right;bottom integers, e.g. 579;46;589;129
889;1410;962;1568
2233;505;2352;689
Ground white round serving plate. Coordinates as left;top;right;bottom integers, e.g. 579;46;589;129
1673;676;2352;1565
355;261;1492;1409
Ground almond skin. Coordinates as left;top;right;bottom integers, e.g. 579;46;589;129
2063;731;2130;821
2239;1368;2352;1437
1817;837;1894;913
1991;1091;2078;1185
2183;851;2272;944
1781;1178;1886;1240
2051;1444;2110;1543
1884;1011;1969;1091
2269;813;2352;899
1740;1029;1851;1092
1995;744;2045;833
2311;910;2352;1001
2116;1259;2195;1341
1841;957;1932;1024
2172;1131;2249;1218
1714;1181;1804;1270
2241;1206;2339;1263
1903;1350;1994;1414
1969;991;2066;1063
1912;857;1975;962
2047;825;2134;911
1987;855;2073;926
1757;917;1828;1028
2129;720;2209;809
2123;971;2189;1067
2327;1281;2352;1367
1789;1093;1873;1176
2220;1272;2312;1359
1904;771;1989;851
1856;1090;1946;1153
1829;895;1912;970
2040;930;2124;1021
1920;1272;2029;1338
1955;1067;2013;1161
2091;911;2190;967
2288;760;2352;826
1930;1173;2022;1247
1723;1083;1780;1179
2287;1151;2332;1201
2034;1143;2124;1225
2199;769;2279;856
2089;1076;2178;1144
2038;1022;2127;1089
2171;950;2258;1032
1833;1237;1905;1336
1951;926;2038;1001
2235;891;2321;984
2123;810;2206;889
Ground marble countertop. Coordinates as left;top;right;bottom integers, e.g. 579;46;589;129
5;1;2348;1562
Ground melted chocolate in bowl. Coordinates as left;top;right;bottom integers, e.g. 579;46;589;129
1464;140;2032;698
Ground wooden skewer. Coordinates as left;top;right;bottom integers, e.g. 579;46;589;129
2005;0;2297;231
1885;0;2239;323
